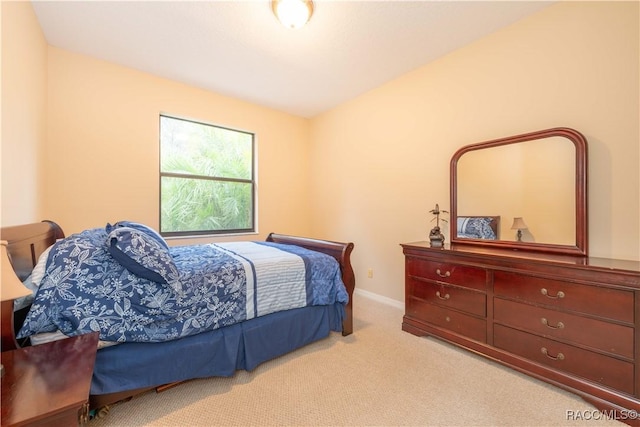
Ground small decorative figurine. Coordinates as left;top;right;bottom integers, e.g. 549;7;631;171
428;204;448;248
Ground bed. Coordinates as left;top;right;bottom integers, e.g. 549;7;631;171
1;220;355;416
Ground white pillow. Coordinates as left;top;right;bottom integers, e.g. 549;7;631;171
31;245;53;288
14;245;56;311
13;275;35;310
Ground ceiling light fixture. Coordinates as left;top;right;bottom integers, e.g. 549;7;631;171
271;0;314;29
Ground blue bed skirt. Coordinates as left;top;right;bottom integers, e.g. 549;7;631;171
91;302;345;395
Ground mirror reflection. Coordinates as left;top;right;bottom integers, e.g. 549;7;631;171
456;137;575;246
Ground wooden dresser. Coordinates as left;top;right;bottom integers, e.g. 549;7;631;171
402;241;640;424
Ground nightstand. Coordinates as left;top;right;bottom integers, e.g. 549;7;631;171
1;332;99;427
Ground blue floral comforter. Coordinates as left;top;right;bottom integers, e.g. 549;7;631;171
17;228;348;343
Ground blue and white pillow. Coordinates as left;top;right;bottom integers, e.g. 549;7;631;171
107;227;181;293
106;221;169;250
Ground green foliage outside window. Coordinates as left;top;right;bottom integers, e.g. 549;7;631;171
160;115;255;235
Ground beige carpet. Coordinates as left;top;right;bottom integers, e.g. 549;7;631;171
90;293;624;426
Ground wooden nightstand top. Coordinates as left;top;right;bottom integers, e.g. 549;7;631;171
1;332;99;427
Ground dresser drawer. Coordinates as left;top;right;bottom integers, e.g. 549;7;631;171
406;258;487;291
494;298;634;359
406;298;486;342
494;271;634;323
494;324;634;394
408;278;486;317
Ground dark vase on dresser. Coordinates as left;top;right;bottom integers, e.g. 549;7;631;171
402;128;640;425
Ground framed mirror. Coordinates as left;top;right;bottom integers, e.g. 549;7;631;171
450;127;588;256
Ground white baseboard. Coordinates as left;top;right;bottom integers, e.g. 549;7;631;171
354;288;405;310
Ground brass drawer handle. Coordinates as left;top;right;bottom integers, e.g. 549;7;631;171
540;288;565;299
541;318;565;329
436;291;450;300
541;347;565;360
436;269;451;278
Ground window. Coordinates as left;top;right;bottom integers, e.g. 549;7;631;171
160;115;255;236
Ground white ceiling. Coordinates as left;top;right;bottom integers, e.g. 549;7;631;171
32;1;553;118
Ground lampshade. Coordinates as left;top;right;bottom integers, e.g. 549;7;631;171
1;241;30;302
511;217;528;230
272;0;314;29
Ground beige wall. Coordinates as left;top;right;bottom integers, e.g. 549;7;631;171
2;3;311;243
1;1;48;226
310;1;639;302
2;2;638;305
43;48;312;243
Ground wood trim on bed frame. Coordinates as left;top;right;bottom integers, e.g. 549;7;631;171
0;221;356;414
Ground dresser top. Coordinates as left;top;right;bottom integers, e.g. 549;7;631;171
401;241;640;274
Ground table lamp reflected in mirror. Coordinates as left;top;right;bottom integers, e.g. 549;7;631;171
511;217;528;242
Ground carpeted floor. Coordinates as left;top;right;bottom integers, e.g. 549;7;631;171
90;293;625;426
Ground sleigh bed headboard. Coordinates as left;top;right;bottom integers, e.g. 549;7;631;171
1;220;64;281
1;221;64;349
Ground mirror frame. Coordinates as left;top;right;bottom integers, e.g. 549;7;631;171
450;127;588;256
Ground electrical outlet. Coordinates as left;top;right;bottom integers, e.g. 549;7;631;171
367;268;373;278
